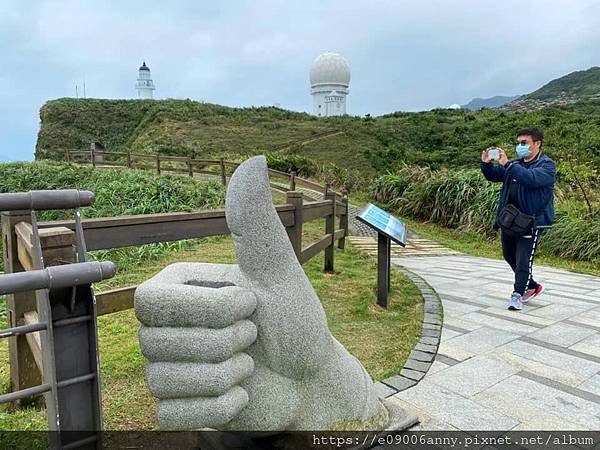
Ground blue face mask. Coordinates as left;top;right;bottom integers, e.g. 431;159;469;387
515;143;530;158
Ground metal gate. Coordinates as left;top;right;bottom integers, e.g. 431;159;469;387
0;190;116;449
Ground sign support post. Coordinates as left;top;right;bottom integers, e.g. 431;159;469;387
356;204;407;310
377;233;391;308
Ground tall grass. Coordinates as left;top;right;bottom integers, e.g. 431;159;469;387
0;161;226;275
371;165;600;262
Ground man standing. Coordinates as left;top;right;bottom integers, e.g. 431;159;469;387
481;128;556;311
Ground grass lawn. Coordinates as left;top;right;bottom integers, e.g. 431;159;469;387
0;220;423;430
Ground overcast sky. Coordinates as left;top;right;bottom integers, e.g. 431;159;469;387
1;0;598;161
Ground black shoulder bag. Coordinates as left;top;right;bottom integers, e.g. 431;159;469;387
497;177;543;237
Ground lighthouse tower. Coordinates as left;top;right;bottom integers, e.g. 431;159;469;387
135;62;155;99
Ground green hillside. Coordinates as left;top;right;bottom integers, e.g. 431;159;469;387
505;67;600;111
37;97;600;176
527;66;600;101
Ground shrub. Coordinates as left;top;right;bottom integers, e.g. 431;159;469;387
370;163;599;261
317;163;366;191
265;153;319;178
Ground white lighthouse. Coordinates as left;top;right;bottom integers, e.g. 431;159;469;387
135;62;155;99
310;53;350;116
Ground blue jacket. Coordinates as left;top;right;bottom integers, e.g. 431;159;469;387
480;153;556;229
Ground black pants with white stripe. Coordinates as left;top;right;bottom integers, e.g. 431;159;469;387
501;229;541;295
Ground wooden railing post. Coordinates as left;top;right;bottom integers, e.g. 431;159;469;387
339;187;349;250
66;149;70;164
286;191;303;260
91;148;95;167
156;155;161;175
290;171;297;191
13;223;77;382
187;157;193;177
324;184;336;272
127;151;132;168
2;211;41;395
220;158;227;186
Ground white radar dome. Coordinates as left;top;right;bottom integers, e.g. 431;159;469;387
310;53;351;87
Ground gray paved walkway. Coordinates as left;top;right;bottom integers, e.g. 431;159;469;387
296;190;600;429
388;254;600;431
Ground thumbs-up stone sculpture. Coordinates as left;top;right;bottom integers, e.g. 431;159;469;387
135;156;417;431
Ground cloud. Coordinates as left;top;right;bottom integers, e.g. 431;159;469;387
0;0;598;160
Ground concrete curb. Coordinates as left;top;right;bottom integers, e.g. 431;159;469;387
374;267;444;398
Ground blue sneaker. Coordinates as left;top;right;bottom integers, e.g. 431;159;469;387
508;292;523;311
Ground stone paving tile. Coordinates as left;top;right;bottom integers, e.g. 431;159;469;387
488;374;600;429
568;308;600;328
494;351;587;387
569;333;600;358
394;381;519;430
480;307;558;326
476;310;545;329
443;316;484;332
442;327;520;355
427;360;450;375
528;323;597;347
473;375;591;430
441;328;462;342
443;295;512;310
439;300;483;317
434;354;461;366
388;397;459;431
436;341;474;362
459;312;539;335
544;283;600;295
544;290;600;303
498;340;600;378
578;374;600;396
425;355;521;397
523;304;589;321
511;420;587;431
527;293;599;309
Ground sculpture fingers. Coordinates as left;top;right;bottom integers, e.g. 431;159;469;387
147;353;254;398
157;386;249;430
135;282;257;328
139;320;257;363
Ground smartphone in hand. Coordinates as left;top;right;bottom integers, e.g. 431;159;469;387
488;148;500;160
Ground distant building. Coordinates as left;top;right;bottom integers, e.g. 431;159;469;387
135;62;155;99
310;53;350;116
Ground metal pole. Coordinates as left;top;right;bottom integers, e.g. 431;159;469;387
0;190;95;212
377;233;390;308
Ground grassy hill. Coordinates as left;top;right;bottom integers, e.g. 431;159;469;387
36;99;376;175
505;67;600;111
37;97;600;177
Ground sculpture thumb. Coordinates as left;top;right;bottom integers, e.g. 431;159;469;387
225;156;305;285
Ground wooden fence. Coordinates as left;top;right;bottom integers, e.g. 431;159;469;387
2;187;349;391
45;148;337;196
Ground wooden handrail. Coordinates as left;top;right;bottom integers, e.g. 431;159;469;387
49;149;345;197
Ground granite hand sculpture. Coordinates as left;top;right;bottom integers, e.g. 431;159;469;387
135;156;389;431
